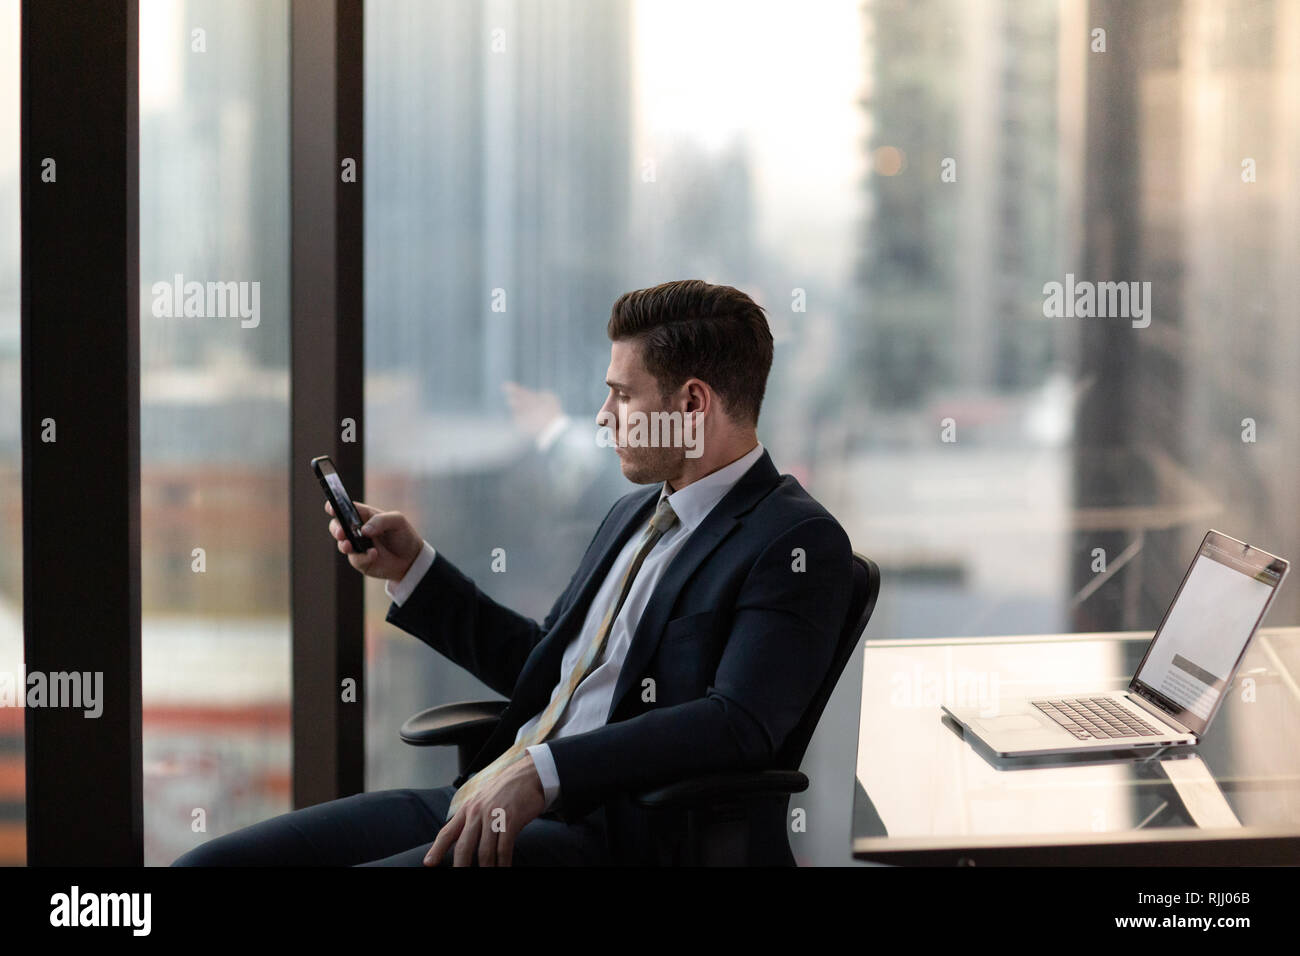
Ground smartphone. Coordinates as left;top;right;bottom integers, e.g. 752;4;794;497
311;455;374;553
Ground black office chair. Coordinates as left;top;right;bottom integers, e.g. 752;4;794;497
398;551;881;866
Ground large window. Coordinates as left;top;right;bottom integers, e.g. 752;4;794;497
138;0;290;867
362;0;1300;864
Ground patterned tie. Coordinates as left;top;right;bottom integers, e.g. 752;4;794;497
446;495;679;817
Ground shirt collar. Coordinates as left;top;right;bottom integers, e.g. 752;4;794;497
657;441;765;533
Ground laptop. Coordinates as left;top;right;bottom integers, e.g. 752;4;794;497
943;530;1289;758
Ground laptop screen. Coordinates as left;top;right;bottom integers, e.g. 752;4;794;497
1130;531;1288;736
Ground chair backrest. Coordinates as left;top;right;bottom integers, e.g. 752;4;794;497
774;551;881;770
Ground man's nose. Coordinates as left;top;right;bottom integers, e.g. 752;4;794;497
595;396;616;428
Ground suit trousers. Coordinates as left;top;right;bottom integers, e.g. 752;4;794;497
169;784;611;866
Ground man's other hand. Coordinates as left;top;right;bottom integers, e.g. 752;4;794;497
325;500;422;581
425;754;547;867
502;381;563;439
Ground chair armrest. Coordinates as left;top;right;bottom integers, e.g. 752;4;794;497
399;699;509;747
632;770;809;809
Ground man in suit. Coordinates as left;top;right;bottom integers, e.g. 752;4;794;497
172;278;853;866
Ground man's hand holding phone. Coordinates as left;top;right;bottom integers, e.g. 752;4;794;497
325;500;423;582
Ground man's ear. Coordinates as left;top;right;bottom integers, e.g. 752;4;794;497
682;378;710;415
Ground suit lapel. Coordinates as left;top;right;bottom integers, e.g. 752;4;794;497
521;484;660;702
605;449;781;720
567;486;661;635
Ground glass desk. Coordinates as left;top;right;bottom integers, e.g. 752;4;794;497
852;627;1300;864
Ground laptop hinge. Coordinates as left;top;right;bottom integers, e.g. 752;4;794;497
1125;688;1193;735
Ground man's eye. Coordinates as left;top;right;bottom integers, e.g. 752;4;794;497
618;393;629;402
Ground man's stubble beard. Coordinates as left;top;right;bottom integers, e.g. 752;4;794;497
618;441;684;486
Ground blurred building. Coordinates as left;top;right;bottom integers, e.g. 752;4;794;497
1070;0;1300;631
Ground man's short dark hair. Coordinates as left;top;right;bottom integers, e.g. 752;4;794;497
606;279;774;427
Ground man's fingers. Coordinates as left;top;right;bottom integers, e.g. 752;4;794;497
358;511;401;536
453;814;479;867
357;511;389;534
426;813;462;866
478;809;498;867
498;825;515;868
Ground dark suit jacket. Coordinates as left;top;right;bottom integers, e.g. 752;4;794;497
385;448;854;863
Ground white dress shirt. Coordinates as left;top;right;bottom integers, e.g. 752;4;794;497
385;440;765;813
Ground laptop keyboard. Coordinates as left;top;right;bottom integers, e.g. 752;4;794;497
1030;697;1162;740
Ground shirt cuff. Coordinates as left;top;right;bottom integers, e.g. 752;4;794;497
535;414;571;453
384;541;437;607
526;743;561;812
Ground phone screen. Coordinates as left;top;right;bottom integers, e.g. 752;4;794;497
314;456;372;550
325;469;363;532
